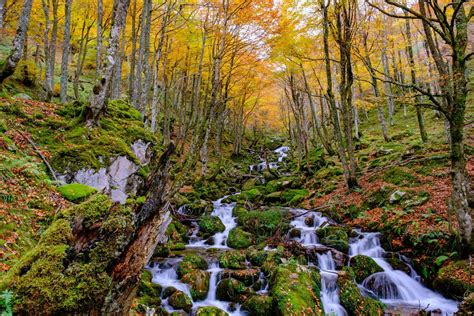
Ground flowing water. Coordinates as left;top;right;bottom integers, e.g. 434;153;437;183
148;146;458;315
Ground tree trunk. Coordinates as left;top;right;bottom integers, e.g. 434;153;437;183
60;0;72;103
111;26;126;99
128;0;137;97
0;0;33;84
0;0;5;29
87;0;131;126
95;0;103;80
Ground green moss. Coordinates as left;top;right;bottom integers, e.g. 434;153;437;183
177;254;208;278
316;226;349;253
349;255;383;283
232;205;248;218
242;178;258;191
181;270;210;300
216;278;246;302
236;188;262;202
168;290;193;313
338;268;385;316
195;306;229;316
433;260;473;299
270;264;324;315
60;194;112;229
383;167;420;187
219;251;247;269
199;216;225;237
247;248;268;266
57;183;97;202
236;209;290;241
227;228;254;249
281;189;308;205
242;295;273;316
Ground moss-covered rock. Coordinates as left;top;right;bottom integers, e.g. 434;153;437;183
162;286;178;299
227;228;254;249
338;268;385;316
195;306;229;316
433;260;473;299
349;255;383;283
199;215;225;237
177;254;208;278
270;263;324;315
232;205;248;218
58;183;97;202
219;251;247;269
383;167;420;187
181;270;210;300
281;189;309;205
222;268;260;286
168;290;193;312
138;270;162;298
242;178;259;191
216;278;246;302
247;248;268;267
236;209;290;241
316;226;349;253
241;295;273;316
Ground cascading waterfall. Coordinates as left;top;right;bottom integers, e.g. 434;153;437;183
147;146;459;315
350;232;458;314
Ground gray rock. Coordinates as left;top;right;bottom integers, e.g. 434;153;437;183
389;190;406;204
74;168;109;192
131;139;151;165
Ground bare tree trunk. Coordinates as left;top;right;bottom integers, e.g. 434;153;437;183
95;0;103;80
128;0;137;97
0;0;33;84
60;0;72;103
111;26;126;99
132;0;149;110
87;0;131;126
73;21;92;100
0;0;5;29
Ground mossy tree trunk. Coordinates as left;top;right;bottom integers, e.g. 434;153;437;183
0;0;34;84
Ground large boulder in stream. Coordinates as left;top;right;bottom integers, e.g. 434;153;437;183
168;290;193;312
241;295;274;316
219;250;247;269
270;264;324;315
349;255;383;283
222;268;260;286
227;228;254;249
338;268;385;315
195;306;229;316
216;278;246;302
177;254;208;278
181;270;210;300
236;208;290;241
199;215;225;237
246;248;268;266
316;226;349;253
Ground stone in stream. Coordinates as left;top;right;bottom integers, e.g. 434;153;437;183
176;254;208;278
362;272;401;299
168;290;193;312
227;227;254;249
289;228;302;238
241;294;274;316
304;215;315;227
195;306;229;316
216;278;247;302
162;286;177;299
246;248;267;267
181;270;210;300
349;255;383;283
316;226;349;253
198;215;225;237
222;268;260;286
218;250;247;269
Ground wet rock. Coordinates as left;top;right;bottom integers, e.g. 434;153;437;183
362;272;401;299
138;270;162;297
241;295;273;316
349;255;383;283
205;236;215;246
216;278;246;302
247;248;267;267
227;228;254;249
316;226;349;253
168;290;193;313
219;250;247;269
195;306;229;316
338;268;385;314
177;254;208;278
304;216;315;227
270;264;323;315
384;253;411;275
289;228;302;238
222;268;260;286
181;270;210;300
199;215;225;237
162;286;177;299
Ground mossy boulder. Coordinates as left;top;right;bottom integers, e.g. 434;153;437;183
236;209;290;241
349;255;383;283
241;295;273;316
186;199;211;216
168;290;193;312
199;215;225;237
270;264;323;315
181;270;210;300
227;228;254;249
219;250;247;269
242;178;259;191
238;188;263;202
195;306;229;316
162;286;178;299
383;167;420;187
316;226;349;253
177;254;208;278
58;183;97;202
222;268;260;286
138;270;162;297
338;268;385;315
216;278;246;302
265;191;283;202
247;248;268;266
281;189;309;205
433;260;473;299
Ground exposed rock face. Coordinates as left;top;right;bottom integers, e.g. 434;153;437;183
58;140;151;204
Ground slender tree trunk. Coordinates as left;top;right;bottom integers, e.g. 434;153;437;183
0;0;34;84
111;26;126;99
60;0;72;103
95;0;103;80
0;0;5;29
128;0;137;97
87;0;131;126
